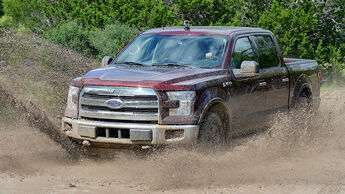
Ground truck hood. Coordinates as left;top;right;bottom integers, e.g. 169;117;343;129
80;66;228;90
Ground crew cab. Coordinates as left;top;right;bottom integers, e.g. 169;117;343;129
62;25;321;146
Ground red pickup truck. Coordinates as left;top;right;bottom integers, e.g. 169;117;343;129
62;25;321;147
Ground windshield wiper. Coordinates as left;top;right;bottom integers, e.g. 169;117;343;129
114;61;145;66
152;63;194;68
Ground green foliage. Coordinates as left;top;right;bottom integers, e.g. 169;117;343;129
2;0;344;82
173;0;240;26
257;0;344;83
3;0;43;30
258;0;319;58
43;21;96;56
3;0;176;31
43;21;140;58
0;15;13;27
319;44;345;84
89;22;140;59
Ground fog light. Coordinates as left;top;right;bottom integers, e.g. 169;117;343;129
63;122;72;132
165;129;184;140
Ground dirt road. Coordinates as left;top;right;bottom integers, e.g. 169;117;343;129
0;88;344;194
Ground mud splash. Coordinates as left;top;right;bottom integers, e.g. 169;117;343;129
140;88;345;190
82;87;345;190
0;88;344;192
0;85;85;158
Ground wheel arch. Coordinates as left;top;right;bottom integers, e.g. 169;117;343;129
198;98;232;133
292;74;313;105
294;74;312;93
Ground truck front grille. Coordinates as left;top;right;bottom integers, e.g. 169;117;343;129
79;86;159;123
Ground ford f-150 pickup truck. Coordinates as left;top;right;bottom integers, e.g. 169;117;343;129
62;24;321;147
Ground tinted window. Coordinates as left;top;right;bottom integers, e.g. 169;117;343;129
253;36;279;68
232;37;256;69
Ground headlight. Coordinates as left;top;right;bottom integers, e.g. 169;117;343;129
64;85;80;118
167;91;196;116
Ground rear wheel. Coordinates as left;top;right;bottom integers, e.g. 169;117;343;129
198;110;228;146
293;87;313;112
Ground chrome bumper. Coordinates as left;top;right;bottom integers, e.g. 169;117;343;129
62;117;199;145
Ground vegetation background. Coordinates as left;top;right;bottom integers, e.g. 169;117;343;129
0;0;344;84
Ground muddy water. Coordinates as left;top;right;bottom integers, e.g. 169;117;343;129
0;88;344;193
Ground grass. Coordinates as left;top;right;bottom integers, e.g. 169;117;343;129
320;85;342;93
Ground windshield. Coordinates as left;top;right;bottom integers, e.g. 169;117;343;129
114;34;229;69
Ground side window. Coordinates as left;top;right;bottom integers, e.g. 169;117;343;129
232;37;256;69
253;36;279;68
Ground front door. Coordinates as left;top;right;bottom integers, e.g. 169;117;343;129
228;36;269;135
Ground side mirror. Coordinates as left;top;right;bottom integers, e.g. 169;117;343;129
240;61;259;74
233;61;259;78
101;56;113;67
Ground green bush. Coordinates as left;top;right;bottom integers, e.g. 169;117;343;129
0;15;13;27
2;0;344;83
3;0;45;31
89;22;140;59
258;0;319;59
172;0;238;26
319;44;345;84
3;0;176;31
43;21;96;56
43;21;140;59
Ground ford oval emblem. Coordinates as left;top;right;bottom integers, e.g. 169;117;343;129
105;99;124;109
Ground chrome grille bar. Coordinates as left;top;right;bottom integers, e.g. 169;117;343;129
80;110;158;121
83;85;156;96
80;98;158;108
79;86;159;122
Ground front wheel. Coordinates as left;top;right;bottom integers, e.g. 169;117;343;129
198;111;227;146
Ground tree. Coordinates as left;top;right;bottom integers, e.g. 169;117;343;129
0;0;4;16
258;0;319;59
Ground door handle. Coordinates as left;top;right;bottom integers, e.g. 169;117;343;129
259;82;266;86
282;78;289;83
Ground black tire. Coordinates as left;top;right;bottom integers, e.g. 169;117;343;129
198;111;227;145
293;87;313;113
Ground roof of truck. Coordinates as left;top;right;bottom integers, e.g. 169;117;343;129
142;26;271;36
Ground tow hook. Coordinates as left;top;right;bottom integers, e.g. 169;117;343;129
141;145;151;150
82;140;91;147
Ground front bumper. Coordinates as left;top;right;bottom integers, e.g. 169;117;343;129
62;117;199;145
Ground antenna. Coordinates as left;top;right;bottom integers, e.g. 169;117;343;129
184;20;190;31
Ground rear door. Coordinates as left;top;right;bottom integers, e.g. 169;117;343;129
228;36;269;134
252;35;289;112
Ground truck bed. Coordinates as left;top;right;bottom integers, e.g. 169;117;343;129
284;58;318;74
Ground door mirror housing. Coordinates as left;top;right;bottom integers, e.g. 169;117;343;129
241;61;259;74
101;56;113;67
233;61;259;78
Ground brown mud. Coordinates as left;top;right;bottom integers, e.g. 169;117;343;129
0;85;85;157
0;88;344;193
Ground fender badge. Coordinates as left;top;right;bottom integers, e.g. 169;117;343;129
223;81;232;87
